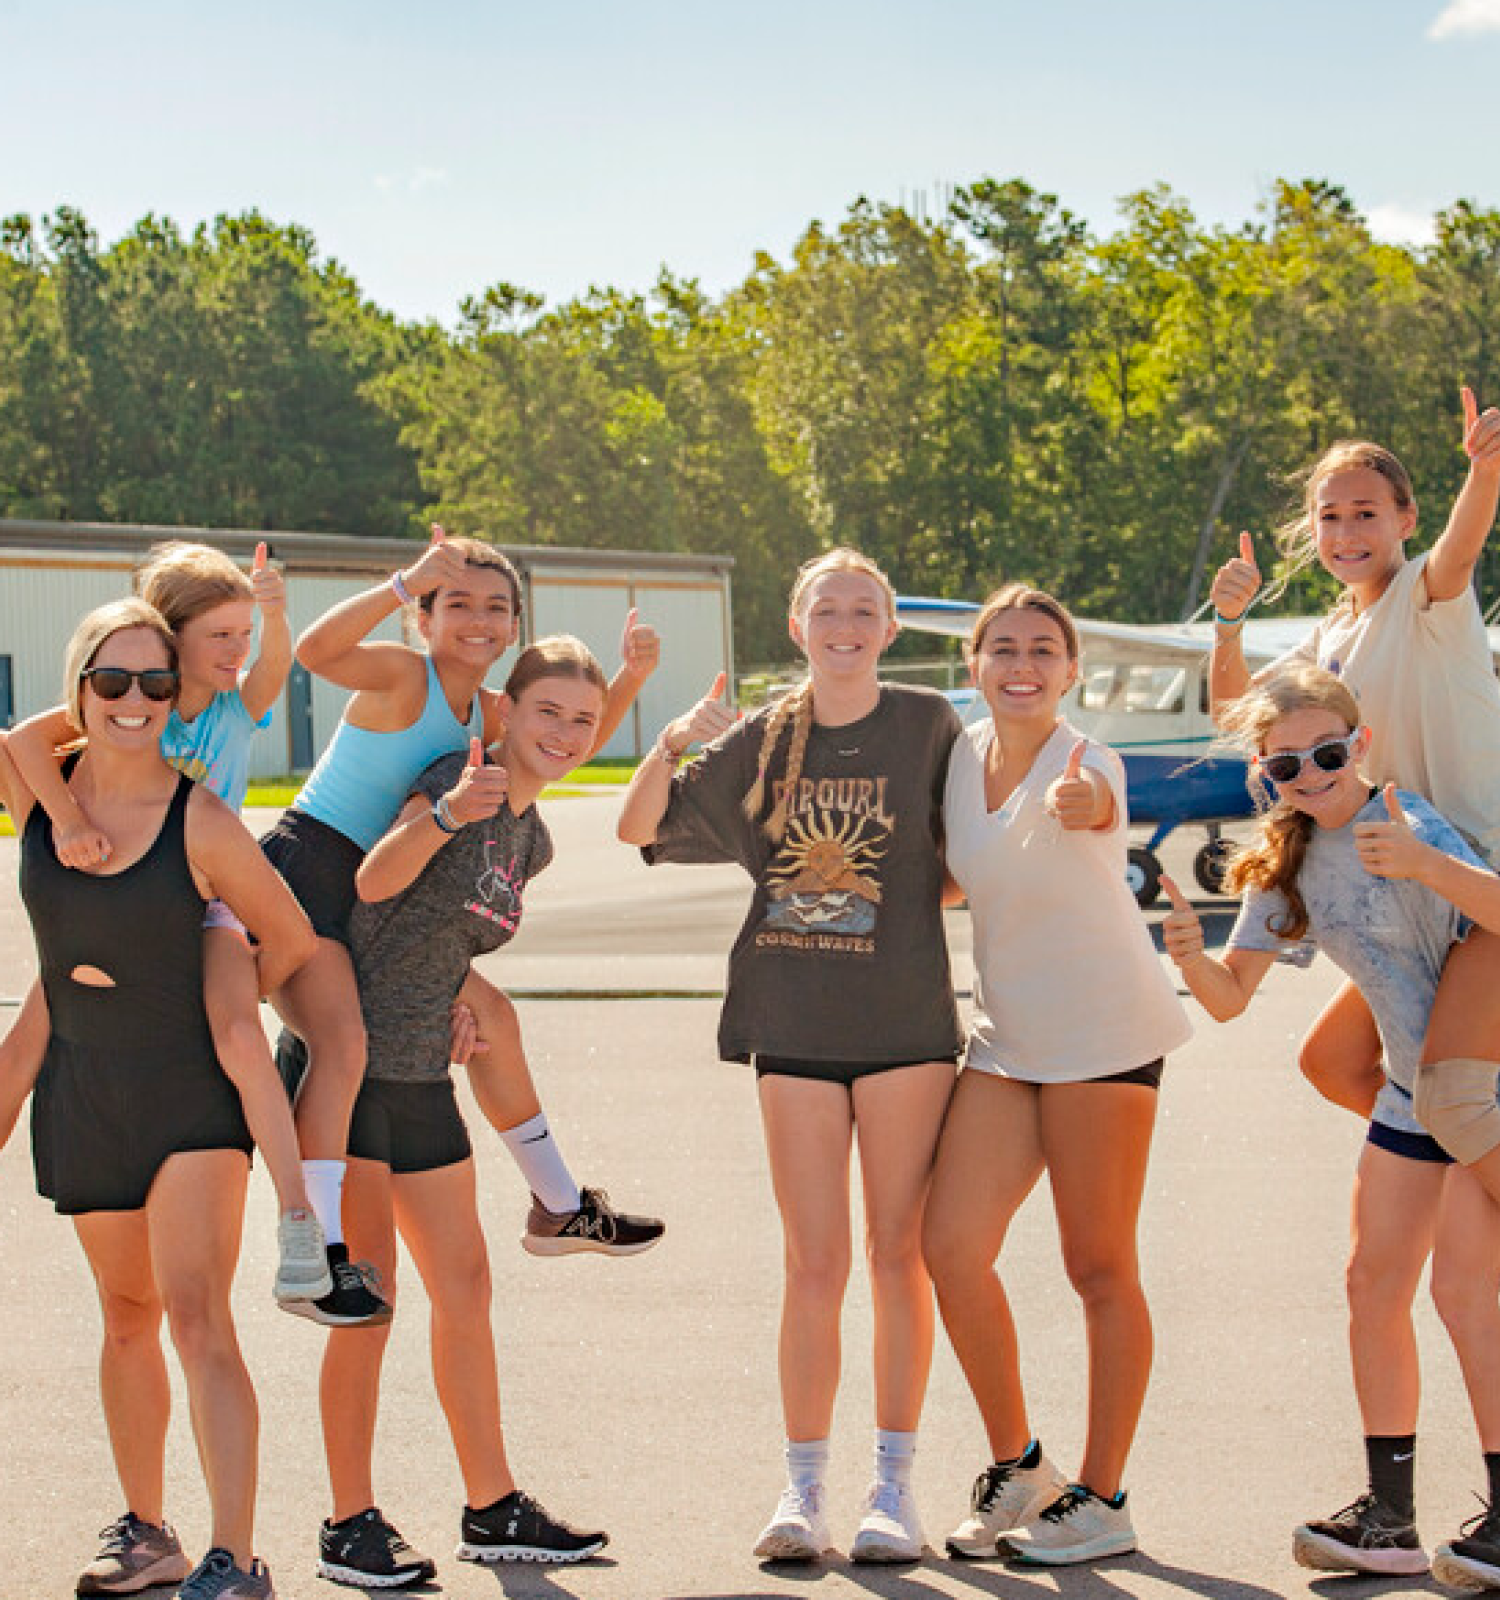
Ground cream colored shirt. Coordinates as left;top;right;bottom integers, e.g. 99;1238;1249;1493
944;719;1193;1082
1274;553;1500;862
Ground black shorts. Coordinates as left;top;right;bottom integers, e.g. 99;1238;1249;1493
1367;1120;1454;1165
1091;1059;1164;1089
33;1037;253;1215
260;809;364;945
347;1078;472;1175
754;1054;960;1086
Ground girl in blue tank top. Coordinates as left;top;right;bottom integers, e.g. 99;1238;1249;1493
263;527;663;1318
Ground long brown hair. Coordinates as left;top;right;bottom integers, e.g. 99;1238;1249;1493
741;548;896;843
1271;441;1417;601
1220;665;1362;940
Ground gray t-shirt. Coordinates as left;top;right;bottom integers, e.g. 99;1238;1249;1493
349;752;553;1083
645;684;963;1065
1227;789;1485;1098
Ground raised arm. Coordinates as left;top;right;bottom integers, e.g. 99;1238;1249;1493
296;526;468;690
1208;531;1261;717
356;740;507;903
617;673;733;847
239;543;294;723
1425;387;1500;603
590;607;662;756
7;706;106;866
185;792;317;994
1160;873;1277;1022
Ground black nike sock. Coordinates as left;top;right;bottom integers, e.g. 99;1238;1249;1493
1366;1434;1417;1521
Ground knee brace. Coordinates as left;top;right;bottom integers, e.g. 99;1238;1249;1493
1413;1057;1500;1165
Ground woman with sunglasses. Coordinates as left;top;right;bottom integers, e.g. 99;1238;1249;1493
0;598;317;1600
1161;664;1500;1590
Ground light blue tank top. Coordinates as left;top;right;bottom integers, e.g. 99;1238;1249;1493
294;656;484;851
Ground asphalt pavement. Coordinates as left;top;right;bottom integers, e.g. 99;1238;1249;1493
0;797;1483;1599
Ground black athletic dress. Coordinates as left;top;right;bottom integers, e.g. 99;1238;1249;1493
20;769;253;1215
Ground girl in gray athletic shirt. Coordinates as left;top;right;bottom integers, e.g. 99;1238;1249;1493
311;638;660;1588
1162;665;1500;1590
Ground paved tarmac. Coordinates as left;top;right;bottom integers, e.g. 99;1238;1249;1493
0;797;1486;1598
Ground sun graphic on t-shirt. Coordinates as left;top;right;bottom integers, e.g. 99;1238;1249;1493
767;813;887;903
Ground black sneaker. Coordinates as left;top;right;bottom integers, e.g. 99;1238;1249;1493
1293;1492;1429;1575
282;1244;393;1328
456;1490;607;1565
1434;1498;1500;1590
522;1187;664;1258
317;1506;436;1590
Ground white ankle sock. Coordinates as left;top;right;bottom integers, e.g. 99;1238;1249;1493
499;1113;581;1214
874;1428;917;1486
786;1437;830;1490
302;1160;346;1247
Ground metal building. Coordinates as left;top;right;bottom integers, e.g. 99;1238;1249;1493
0;520;734;773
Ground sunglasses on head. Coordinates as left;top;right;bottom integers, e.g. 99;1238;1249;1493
1258;732;1357;786
81;666;178;703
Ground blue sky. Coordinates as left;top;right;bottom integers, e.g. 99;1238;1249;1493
6;0;1499;323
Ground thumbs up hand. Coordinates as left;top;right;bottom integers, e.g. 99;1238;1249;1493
620;606;662;685
1462;384;1500;478
1160;874;1207;967
1210;531;1262;624
400;523;469;600
1045;739;1100;830
249;541;286;613
1354;783;1429;881
444;736;509;826
661;672;736;760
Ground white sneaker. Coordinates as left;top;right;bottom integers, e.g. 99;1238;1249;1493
850;1480;925;1564
273;1210;332;1304
1003;1484;1136;1566
754;1483;830;1562
947;1452;1069;1558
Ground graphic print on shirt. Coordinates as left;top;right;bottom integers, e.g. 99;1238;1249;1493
468;840;525;933
758;774;893;955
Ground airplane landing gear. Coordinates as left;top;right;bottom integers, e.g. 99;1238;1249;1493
1126;847;1163;908
1194;833;1234;895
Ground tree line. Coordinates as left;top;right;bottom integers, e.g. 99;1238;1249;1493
2;179;1497;662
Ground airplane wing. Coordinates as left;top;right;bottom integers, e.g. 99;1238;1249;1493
895;597;1315;669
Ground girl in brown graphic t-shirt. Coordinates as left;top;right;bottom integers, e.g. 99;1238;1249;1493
620;547;962;1566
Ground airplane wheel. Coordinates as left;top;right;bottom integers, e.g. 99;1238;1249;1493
1194;838;1234;896
1126;848;1163;908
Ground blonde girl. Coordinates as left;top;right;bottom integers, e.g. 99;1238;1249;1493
619;548;962;1564
1208;393;1500;1137
6;541;331;1311
923;585;1190;1567
0;599;317;1600
1163;664;1500;1588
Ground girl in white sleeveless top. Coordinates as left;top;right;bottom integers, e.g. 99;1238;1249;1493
924;584;1190;1568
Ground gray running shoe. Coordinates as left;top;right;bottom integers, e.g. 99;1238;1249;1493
273;1209;332;1305
175;1547;275;1598
77;1512;190;1595
523;1187;664;1258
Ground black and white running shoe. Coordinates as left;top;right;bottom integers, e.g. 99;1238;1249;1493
1434;1498;1500;1590
456;1491;607;1564
282;1243;392;1328
1293;1492;1428;1575
318;1506;436;1589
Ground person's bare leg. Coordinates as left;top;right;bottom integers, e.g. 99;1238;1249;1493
203;927;309;1212
852;1060;955;1432
923;1071;1044;1461
319;1159;396;1521
1429;1168;1500;1449
0;981;49;1148
73;1211;170;1525
394;1159;516;1509
757;1076;855;1442
270;938;365;1160
146;1150;258;1568
1041;1081;1158;1497
458;973;540;1132
1300;979;1383;1117
1419;930;1500;1203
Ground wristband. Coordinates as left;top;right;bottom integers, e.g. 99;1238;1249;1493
390;570;415;606
653;733;684;766
431;796;460;835
1212;609;1246;631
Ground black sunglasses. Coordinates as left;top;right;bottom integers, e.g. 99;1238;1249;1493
81;666;179;703
1259;733;1357;785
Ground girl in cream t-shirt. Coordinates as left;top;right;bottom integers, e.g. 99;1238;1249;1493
923;583;1189;1571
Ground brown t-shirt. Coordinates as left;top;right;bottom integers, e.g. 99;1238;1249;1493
646;684;963;1064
